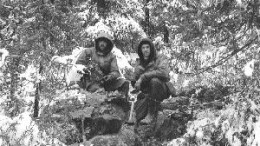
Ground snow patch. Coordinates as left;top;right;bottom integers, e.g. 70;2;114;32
243;59;256;77
0;48;9;68
66;64;85;85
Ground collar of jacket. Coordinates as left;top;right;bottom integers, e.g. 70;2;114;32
143;59;155;69
96;50;108;56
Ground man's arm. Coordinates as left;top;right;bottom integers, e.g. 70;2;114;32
133;65;145;81
108;55;121;80
129;64;145;88
75;48;92;65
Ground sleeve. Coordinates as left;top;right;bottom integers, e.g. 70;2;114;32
140;55;170;82
108;55;121;79
125;64;144;88
75;48;92;65
133;65;145;81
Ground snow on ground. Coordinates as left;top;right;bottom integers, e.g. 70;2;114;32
66;64;85;85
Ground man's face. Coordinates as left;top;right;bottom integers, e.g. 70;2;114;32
141;44;150;60
98;39;108;51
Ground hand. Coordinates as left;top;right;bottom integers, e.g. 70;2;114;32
83;68;90;74
76;65;87;74
103;75;112;81
77;68;89;75
134;79;142;90
124;68;134;81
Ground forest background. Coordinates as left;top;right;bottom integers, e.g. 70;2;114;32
1;0;260;146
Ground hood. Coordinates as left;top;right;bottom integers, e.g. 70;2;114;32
95;31;114;56
137;38;156;66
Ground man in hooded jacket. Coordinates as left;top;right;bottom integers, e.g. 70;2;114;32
128;38;175;124
76;31;129;97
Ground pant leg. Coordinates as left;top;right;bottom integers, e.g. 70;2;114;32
77;74;89;89
103;78;126;91
77;74;103;92
135;94;148;122
117;80;130;98
147;78;169;118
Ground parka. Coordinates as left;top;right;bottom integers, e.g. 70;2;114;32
76;31;124;91
76;31;120;80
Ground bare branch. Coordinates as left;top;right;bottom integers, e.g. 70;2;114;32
189;36;258;75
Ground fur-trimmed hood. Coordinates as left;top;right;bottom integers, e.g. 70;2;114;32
137;38;156;66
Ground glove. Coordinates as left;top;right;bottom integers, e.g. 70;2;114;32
134;78;142;90
124;68;134;81
77;68;90;75
83;68;90;74
103;75;113;81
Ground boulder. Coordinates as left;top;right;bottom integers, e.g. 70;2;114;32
85;125;141;146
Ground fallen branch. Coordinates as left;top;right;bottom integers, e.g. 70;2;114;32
161;97;224;110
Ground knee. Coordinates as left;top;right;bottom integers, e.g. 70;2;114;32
120;81;130;91
149;78;161;85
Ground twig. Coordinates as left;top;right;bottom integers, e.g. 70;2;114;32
192;36;258;75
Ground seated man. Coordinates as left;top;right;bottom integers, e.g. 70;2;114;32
76;31;129;98
125;38;175;124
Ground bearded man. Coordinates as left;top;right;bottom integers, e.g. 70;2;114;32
76;31;129;97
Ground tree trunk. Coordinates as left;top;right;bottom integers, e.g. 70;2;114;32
144;0;150;36
97;0;106;18
33;81;40;117
9;57;20;117
33;62;43;117
163;22;169;43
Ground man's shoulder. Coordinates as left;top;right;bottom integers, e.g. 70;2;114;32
134;61;143;69
156;53;168;60
156;52;167;57
108;48;118;58
81;47;95;54
84;47;95;51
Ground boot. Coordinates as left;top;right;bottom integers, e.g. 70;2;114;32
140;111;154;124
140;113;153;124
140;99;158;125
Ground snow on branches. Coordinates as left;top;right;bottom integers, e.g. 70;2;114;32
243;59;257;77
82;18;145;42
167;95;260;146
0;112;65;145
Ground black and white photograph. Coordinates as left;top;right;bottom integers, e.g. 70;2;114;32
0;0;259;145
